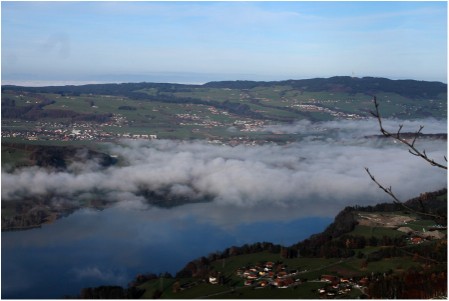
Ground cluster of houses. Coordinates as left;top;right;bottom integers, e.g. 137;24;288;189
230;261;372;298
176;112;228;129
235;261;301;289
1;115;159;142
316;275;367;298
120;133;158;139
235;120;267;132
2;126;115;142
207;106;230;116
175;112;267;132
292;104;362;119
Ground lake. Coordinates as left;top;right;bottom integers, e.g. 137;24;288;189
2;202;333;299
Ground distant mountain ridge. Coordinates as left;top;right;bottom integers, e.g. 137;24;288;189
2;76;447;100
203;76;447;99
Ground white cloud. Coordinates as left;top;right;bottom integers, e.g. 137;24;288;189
71;266;127;283
2;119;446;217
262;117;447;136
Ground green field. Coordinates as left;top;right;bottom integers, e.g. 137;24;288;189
134;248;424;299
349;225;405;239
3;81;445;145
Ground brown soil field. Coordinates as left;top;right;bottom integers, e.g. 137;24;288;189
356;213;414;228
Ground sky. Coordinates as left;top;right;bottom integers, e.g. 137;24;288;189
2;1;447;85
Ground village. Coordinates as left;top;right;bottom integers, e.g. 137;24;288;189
1;110;273;146
235;261;301;289
292;103;362;119
231;261;367;298
0;118;152;142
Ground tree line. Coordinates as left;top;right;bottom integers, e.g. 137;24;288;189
367;267;446;298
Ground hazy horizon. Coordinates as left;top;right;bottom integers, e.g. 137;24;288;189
2;73;448;88
3;1;447;85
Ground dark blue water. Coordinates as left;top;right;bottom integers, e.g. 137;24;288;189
2;202;332;299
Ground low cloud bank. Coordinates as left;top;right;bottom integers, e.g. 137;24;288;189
2;118;447;216
71;266;127;283
261;117;447;137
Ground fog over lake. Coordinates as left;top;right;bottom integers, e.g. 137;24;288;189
2;118;447;298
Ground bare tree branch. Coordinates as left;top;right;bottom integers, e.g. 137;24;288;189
364;167;442;219
370;96;447;170
365;97;447;267
366;97;447;220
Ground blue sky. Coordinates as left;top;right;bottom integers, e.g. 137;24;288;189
2;1;447;85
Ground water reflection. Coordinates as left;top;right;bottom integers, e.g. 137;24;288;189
2;202;332;299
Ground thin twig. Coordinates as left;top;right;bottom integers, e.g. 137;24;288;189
365;168;442;219
370;96;447;170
